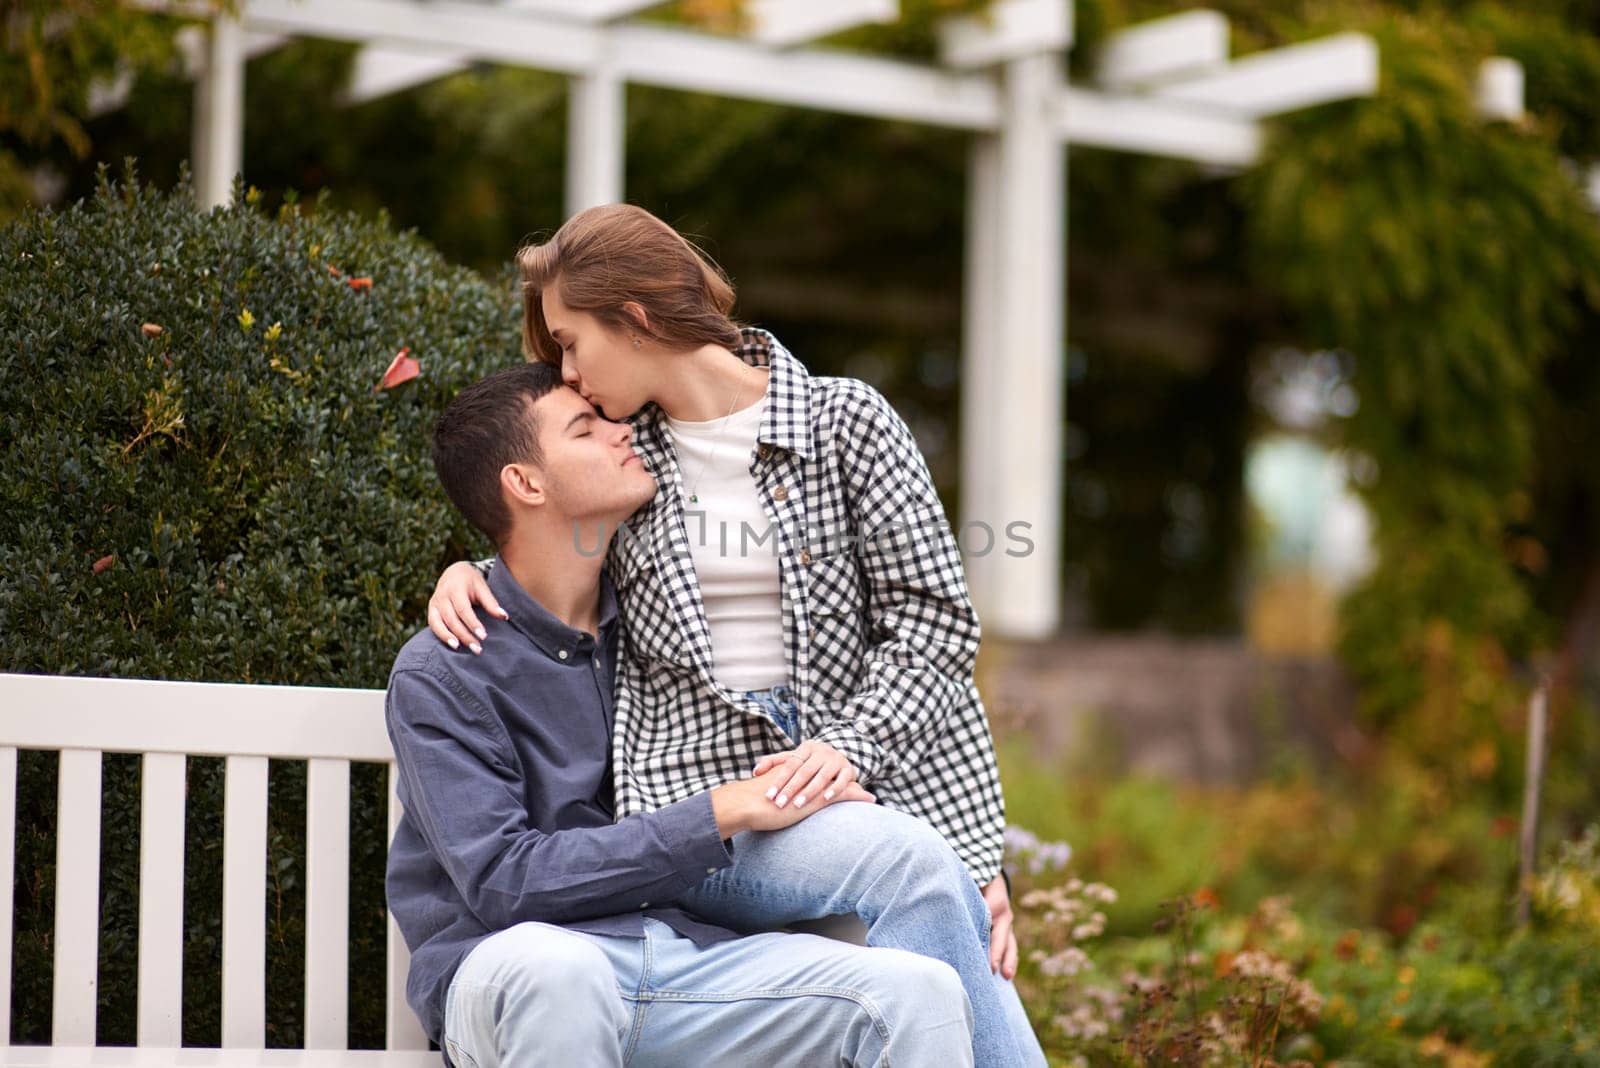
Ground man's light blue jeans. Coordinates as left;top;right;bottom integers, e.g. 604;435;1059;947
442;917;974;1067
672;684;1048;1068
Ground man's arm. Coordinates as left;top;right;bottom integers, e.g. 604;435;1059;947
388;666;863;929
388;665;733;929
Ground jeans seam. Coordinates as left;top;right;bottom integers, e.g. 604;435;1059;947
629;985;895;1052
619;927;654;1064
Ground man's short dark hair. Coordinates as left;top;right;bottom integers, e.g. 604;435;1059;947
432;362;568;546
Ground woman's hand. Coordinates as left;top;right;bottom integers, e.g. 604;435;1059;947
427;561;509;654
982;874;1019;979
751;740;855;810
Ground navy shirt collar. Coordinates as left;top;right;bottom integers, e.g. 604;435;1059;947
486;553;619;662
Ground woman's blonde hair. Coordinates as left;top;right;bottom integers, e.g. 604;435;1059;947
516;203;741;365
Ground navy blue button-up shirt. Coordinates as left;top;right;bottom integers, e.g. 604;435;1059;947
384;555;737;1049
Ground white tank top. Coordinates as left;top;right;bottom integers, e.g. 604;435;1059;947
664;393;789;691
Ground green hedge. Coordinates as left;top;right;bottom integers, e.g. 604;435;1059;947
0;168;515;1046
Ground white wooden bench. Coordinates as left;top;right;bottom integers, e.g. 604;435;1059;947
0;672;439;1066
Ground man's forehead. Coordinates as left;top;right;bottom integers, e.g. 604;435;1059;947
539;384;599;421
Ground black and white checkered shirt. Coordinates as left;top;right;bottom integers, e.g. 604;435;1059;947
601;327;1006;883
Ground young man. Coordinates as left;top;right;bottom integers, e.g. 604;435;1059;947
385;362;975;1067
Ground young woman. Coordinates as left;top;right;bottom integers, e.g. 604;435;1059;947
427;203;1043;1066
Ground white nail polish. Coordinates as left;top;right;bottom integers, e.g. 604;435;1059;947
765;787;777;800
776;794;788;807
824;790;835;801
447;637;460;650
474;627;487;640
469;642;482;655
795;796;807;807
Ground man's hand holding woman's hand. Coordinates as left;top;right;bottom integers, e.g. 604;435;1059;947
428;561;508;654
752;739;856;810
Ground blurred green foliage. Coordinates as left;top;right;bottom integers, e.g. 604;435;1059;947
999;738;1600;1064
1232;2;1600;791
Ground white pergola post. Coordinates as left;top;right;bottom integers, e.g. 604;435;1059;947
987;50;1066;637
192;13;245;209
945;0;1071;636
960;134;1003;623
566;61;626;216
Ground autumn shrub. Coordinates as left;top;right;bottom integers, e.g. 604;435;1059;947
1004;814;1600;1066
0;168;517;1045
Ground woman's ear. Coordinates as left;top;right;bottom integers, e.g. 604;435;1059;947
620;300;651;335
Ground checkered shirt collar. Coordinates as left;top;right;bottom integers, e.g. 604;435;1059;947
628;326;815;460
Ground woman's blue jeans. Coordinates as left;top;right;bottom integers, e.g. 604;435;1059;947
680;685;1046;1068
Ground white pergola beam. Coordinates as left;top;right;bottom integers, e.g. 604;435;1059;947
338;0;664;104
1154;32;1378;118
939;0;1072;70
154;0;1371;162
150;0;1001;129
341;45;477;105
505;0;664;17
746;0;898;49
1095;9;1228;90
208;0;605;72
613;22;1000;129
1062;87;1261;168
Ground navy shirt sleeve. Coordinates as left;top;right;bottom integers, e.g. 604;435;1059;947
386;664;732;929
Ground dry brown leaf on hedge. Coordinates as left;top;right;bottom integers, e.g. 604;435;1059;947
376;347;419;391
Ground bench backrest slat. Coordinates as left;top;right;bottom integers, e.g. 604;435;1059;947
136;751;187;1046
1;672;430;1053
221;755;269;1048
53;749;102;1046
386;763;428;1051
3;674;393;761
305;758;351;1050
0;747;16;1047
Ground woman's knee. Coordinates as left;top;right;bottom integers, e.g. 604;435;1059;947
816;803;955;865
